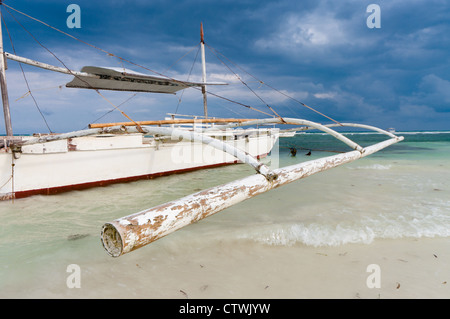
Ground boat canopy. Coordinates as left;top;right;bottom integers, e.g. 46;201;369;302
66;66;226;94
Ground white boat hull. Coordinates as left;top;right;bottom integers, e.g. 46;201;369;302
0;129;279;200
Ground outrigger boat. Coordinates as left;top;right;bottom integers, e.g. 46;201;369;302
0;3;403;257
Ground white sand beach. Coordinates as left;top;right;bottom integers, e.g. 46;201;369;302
2;233;449;299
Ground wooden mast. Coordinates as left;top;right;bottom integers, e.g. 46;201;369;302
200;22;208;119
0;1;13;137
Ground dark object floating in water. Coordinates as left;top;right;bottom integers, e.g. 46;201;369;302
305;150;311;156
67;234;89;241
289;147;297;157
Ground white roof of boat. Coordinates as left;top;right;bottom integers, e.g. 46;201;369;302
66;66;226;94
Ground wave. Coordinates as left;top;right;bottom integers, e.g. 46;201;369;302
297;131;450;136
237;202;450;247
398;131;450;135
347;164;392;170
239;223;376;247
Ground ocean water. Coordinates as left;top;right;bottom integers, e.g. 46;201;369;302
254;131;450;246
0;131;449;297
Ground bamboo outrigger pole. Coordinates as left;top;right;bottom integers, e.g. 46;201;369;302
101;134;403;257
100;118;404;257
0;1;13;137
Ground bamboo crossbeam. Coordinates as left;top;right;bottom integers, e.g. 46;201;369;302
5;52;96;78
88;118;259;128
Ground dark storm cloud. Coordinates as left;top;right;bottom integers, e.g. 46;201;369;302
1;0;449;133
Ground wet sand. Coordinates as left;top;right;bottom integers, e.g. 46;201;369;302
2;234;448;299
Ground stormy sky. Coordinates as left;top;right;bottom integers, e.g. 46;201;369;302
1;0;449;133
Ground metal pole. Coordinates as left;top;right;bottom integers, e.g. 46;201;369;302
200;23;208;119
0;4;13;137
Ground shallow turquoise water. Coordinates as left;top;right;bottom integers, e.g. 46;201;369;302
0;131;449;297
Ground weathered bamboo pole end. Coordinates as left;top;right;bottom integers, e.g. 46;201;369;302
100;136;403;257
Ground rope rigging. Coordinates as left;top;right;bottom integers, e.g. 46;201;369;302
1;9;53;133
205;44;343;126
1;1;342;129
2;3;145;132
174;44;200;115
205;43;284;121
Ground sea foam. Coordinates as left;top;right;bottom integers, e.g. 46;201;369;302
348;164;392;170
238;200;450;247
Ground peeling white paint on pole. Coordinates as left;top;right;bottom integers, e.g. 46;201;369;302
101;136;403;257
